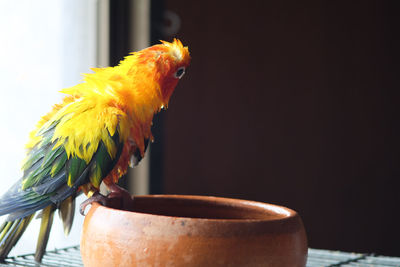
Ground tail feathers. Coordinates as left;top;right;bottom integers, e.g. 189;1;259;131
0;193;77;262
35;204;56;262
0;204;57;263
0;214;34;262
58;196;75;236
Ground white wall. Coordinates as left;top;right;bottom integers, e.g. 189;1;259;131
0;0;98;256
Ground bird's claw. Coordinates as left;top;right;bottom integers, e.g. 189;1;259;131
79;192;108;215
79;186;134;216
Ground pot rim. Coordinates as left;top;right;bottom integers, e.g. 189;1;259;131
89;194;299;223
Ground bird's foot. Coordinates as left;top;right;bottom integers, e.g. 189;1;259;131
79;186;134;215
79;192;108;215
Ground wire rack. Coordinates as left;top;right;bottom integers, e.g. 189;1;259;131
0;246;82;267
307;249;400;267
1;246;399;266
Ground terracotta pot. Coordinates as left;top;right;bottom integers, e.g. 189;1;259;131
80;195;307;267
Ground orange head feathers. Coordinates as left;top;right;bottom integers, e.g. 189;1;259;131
116;38;191;110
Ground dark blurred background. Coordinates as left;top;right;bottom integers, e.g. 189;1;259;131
114;0;400;256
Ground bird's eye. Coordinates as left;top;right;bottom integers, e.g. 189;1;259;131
174;66;185;79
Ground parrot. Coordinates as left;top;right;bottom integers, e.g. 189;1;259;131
0;38;190;262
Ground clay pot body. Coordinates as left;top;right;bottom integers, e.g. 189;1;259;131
80;195;307;267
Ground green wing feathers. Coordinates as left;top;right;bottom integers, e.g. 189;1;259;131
21;121;66;191
0;109;126;262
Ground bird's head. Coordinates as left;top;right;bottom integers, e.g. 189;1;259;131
124;38;190;109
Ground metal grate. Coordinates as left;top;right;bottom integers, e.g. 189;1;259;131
307;249;400;267
347;255;400;267
1;246;399;266
307;249;365;266
0;246;82;267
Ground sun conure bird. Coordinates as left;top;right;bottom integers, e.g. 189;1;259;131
0;39;190;262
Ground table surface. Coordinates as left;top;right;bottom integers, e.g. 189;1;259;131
1;246;399;267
